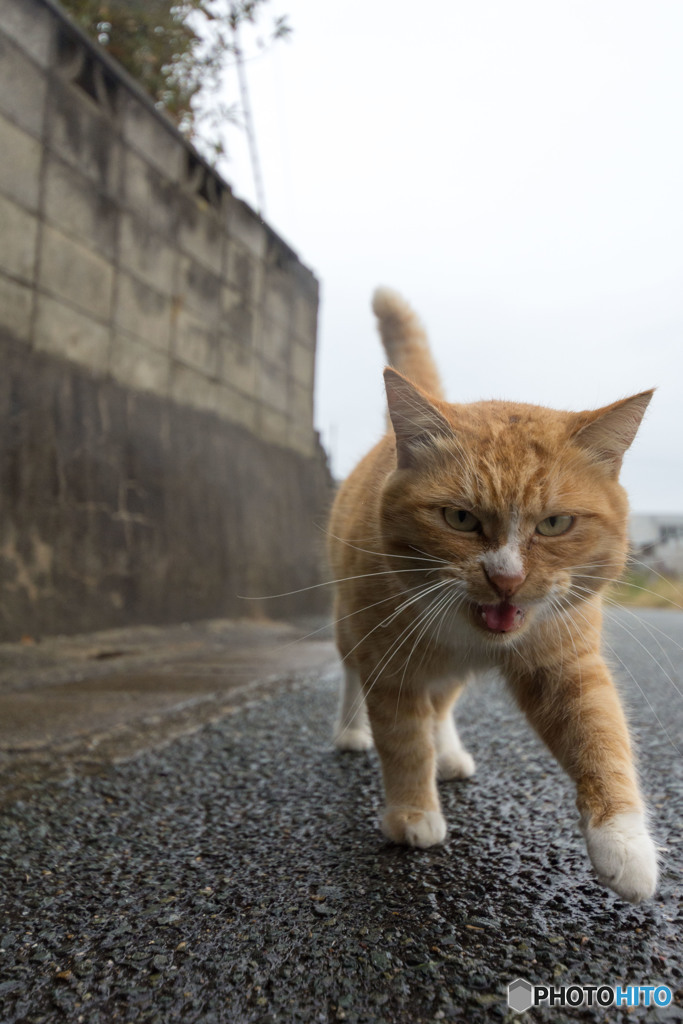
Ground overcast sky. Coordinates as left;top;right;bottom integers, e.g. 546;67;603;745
210;0;683;513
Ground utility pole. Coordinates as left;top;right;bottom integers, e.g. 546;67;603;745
233;23;266;216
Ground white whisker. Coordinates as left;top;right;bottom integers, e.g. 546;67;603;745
576;572;682;612
337;577;455;733
566;591;682;756
237;564;442;602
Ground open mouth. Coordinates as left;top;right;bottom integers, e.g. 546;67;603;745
474;600;526;634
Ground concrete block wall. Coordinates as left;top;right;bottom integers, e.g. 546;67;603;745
0;0;320;458
0;0;333;640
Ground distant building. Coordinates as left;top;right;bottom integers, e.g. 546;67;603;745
629;515;683;577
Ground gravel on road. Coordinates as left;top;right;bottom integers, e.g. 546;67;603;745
0;608;681;1024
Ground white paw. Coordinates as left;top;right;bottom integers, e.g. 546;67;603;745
334;726;373;751
382;807;447;848
437;748;476;781
582;811;658;903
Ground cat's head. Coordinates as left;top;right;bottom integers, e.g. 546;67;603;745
379;369;652;644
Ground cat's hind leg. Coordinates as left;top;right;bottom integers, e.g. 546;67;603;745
334;665;373;751
431;684;475;781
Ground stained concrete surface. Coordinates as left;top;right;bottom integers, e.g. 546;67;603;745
0;617;336;804
0;608;681;1023
0;331;333;642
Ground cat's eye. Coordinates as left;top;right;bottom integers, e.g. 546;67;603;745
443;508;480;532
536;514;574;537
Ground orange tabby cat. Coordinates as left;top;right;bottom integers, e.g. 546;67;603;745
328;288;658;903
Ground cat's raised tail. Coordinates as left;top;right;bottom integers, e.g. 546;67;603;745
372;287;445;400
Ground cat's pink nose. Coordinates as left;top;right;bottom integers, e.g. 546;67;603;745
485;570;527;598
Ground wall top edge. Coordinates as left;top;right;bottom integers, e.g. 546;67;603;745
33;0;318;289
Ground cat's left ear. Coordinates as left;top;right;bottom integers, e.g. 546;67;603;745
572;390;654;471
384;367;453;470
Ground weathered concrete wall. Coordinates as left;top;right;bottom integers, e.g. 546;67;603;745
0;0;333;640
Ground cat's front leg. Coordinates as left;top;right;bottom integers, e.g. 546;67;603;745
580;810;657;903
366;686;447;849
508;659;658;903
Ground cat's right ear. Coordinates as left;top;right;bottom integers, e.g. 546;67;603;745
384;368;453;470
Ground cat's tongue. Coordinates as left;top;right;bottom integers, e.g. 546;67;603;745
479;601;522;633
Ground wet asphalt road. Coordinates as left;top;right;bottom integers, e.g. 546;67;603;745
0;608;681;1024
